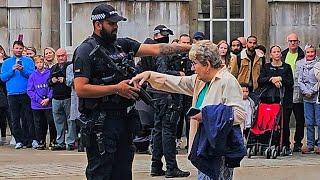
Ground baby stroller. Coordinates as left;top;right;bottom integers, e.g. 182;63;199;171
133;100;155;154
246;88;285;159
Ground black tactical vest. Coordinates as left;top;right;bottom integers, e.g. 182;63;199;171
78;37;135;112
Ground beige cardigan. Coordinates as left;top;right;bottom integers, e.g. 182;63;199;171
147;67;246;151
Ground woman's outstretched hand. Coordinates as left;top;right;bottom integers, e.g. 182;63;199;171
130;71;151;88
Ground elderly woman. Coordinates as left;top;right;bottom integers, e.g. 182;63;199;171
131;40;245;179
298;45;320;154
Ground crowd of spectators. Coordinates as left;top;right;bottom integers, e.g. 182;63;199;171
0;31;319;156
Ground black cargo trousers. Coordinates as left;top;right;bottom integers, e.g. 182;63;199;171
151;93;180;171
85;109;136;180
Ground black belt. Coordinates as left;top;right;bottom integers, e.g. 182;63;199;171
102;109;128;117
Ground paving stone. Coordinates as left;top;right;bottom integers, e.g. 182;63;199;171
0;134;319;180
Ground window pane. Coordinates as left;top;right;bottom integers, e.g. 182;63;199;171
197;21;210;40
230;21;244;41
198;0;210;19
212;0;227;19
212;21;227;43
66;23;72;46
230;0;244;19
66;2;72;21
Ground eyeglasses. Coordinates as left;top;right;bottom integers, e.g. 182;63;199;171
288;40;299;44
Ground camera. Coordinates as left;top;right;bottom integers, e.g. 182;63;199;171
51;70;63;78
17;59;22;65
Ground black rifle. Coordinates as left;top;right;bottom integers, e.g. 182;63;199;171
171;53;194;76
89;45;156;110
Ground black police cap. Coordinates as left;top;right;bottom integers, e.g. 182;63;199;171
91;4;127;22
153;25;174;36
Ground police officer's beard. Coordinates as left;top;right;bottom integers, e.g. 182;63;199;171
101;28;117;44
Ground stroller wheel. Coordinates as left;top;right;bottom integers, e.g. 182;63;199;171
247;148;252;158
258;146;263;156
264;148;271;159
252;146;257;156
271;149;277;159
148;144;153;155
280;146;287;156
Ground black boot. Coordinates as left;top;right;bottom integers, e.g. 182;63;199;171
165;168;190;178
150;168;165;177
293;143;302;152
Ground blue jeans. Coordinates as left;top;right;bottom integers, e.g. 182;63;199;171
303;102;320;148
197;157;233;180
52;98;75;146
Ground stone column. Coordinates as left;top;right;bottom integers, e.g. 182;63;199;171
189;0;198;37
41;0;52;49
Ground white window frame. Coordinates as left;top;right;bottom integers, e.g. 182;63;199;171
198;0;251;42
60;0;73;54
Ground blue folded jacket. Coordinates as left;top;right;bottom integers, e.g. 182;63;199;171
188;104;246;179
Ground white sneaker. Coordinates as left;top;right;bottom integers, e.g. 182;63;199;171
32;140;39;149
176;139;182;150
15;142;23;149
10;137;16;146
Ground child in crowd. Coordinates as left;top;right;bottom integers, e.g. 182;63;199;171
27;55;57;150
241;83;255;140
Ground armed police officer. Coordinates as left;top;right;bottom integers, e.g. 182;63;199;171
73;4;191;180
140;25;190;178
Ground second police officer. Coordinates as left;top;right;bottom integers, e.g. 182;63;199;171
143;25;191;178
73;4;191;180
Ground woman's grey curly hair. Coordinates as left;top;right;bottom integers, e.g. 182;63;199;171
189;40;222;68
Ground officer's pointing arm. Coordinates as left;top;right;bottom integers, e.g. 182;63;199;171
135;43;191;57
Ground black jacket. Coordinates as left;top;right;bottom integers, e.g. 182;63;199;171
136;38;181;76
136;38;158;73
281;47;305;62
258;63;294;107
48;62;72;100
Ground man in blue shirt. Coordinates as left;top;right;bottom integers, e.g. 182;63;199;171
0;41;35;149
